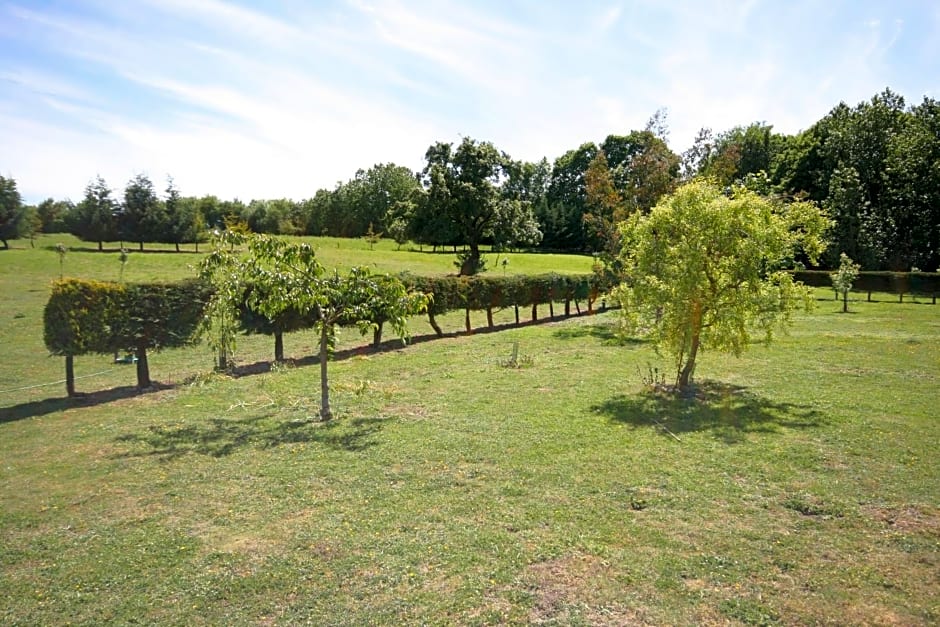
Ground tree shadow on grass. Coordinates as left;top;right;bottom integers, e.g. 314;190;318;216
1;384;172;424
113;413;387;459
592;381;826;444
552;320;645;346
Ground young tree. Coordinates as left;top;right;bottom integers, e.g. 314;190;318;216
831;253;861;312
200;234;426;420
0;175;23;248
616;179;830;390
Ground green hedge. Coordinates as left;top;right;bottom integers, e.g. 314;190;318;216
43;272;615;393
399;272;612;335
792;270;940;302
44;278;211;393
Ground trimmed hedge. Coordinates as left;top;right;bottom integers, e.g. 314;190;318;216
792;270;940;303
44;278;211;393
43;272;615;394
399;272;612;336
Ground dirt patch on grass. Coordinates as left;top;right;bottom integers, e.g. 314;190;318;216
864;504;940;535
522;553;652;625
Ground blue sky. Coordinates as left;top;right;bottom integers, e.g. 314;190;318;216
2;0;938;203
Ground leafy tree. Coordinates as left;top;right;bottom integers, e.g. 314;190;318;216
120;173;165;250
883;96;940;271
602;129;680;212
386;217;409;250
19;205;41;247
201;234;427;420
36;198;73;233
544;142;598;250
831;253;860;312
0;175;23;249
162;177;197;251
70;176;118;251
490;199;542;252
583;150;624;256
422;138;508;274
615;179;830;390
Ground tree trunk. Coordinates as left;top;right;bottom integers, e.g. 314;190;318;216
564;299;570;317
842;291;848;313
139;241;144;252
274;331;284;362
486;307;494;328
65;354;76;397
677;304;702;390
373;322;383;347
98;241;103;252
531;303;537;321
217;347;228;372
465;308;471;333
175;242;180;252
514;305;519;325
548;300;554;318
319;324;332;421
428;311;443;336
135;344;150;389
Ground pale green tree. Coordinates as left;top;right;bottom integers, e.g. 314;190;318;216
615;179;829;390
831;253;860;313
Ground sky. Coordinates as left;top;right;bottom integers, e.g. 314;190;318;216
2;0;938;204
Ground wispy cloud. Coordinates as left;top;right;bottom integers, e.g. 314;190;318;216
1;0;937;202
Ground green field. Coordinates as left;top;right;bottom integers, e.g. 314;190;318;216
1;235;938;625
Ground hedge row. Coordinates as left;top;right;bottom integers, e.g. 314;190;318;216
44;278;212;393
792;270;940;303
400;273;612;335
238;272;613;359
43;272;612;394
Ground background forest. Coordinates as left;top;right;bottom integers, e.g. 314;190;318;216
2;88;938;272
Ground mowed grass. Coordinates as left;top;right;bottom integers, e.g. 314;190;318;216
1;235;939;625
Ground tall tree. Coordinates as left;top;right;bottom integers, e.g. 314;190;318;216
70;176;118;251
544;142;598;251
120;174;165;250
883;96;940;271
36;198;73;233
616;180;830;390
0;175;23;249
583;150;624;255
422;137;508;274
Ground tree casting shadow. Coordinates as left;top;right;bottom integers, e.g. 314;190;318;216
113;413;387;459
592;380;826;444
1;384;172;424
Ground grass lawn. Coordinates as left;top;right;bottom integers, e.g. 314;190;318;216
1;235;938;625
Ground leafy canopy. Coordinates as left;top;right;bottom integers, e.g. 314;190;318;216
615;179;830;389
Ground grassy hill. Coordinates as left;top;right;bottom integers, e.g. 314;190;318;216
1;234;938;624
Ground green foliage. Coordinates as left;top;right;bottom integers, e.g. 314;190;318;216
70;176;118;251
43;276;210;389
201;233;427;420
0;174;24;248
120;173;165;250
831;253;860;312
615;179;830;389
43;279;124;357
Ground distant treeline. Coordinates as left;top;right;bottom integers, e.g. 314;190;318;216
3;88;938;271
